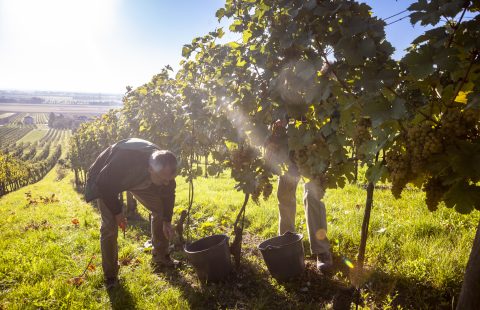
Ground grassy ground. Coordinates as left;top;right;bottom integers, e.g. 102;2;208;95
0;167;478;309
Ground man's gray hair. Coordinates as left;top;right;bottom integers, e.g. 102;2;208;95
149;150;177;173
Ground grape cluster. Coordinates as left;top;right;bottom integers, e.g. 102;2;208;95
263;182;273;200
230;146;275;203
251;184;261;203
353;118;372;145
385;147;411;198
386;106;479;204
387;122;443;197
251;173;273;203
294;138;329;180
406;123;442;173
294;148;309;166
439;108;479;141
230;147;255;170
423;177;449;212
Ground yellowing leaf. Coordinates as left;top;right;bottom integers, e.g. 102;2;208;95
243;29;252;43
68;276;85;287
236;59;247;67
454;91;471;104
228;41;241;49
138;87;148;96
217;28;225;39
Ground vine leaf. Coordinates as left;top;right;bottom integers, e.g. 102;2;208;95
444;182;480;214
366;162;387;184
454;91;470;104
391;98;407;120
402;48;434;79
363;99;391;128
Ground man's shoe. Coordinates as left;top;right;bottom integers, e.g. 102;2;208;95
316;252;333;273
152;254;180;268
104;277;119;290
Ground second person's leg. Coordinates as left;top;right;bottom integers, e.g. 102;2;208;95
277;172;300;234
303;181;332;272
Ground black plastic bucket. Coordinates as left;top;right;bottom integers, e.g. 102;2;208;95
184;234;232;283
258;231;305;280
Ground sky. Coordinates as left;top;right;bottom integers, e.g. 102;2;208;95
0;0;433;94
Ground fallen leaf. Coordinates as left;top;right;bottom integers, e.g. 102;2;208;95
68;276;85;287
119;257;133;266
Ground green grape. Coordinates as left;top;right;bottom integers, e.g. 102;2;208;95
386;147;410;198
353;118;372;145
423;178;449;212
263;182;273;201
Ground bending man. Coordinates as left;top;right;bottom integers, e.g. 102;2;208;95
85;138;177;289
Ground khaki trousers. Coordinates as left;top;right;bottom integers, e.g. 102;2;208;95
277;174;330;255
98;187;169;279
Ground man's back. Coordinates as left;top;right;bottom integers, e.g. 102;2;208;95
84;138;160;203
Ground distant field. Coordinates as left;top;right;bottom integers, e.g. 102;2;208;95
17;128;48;143
0;112;15;119
0;108;83;149
0;103;118;114
0;125;34;146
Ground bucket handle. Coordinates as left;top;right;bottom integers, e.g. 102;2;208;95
260;231;298;251
264;244;281;250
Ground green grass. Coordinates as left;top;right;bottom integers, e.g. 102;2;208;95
0;167;478;309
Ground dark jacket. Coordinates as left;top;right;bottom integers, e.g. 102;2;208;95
264;125;299;177
84;138;176;221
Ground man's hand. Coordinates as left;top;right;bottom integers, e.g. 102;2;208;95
163;221;175;240
115;213;127;232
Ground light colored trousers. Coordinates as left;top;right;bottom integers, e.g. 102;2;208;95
277;173;330;255
97;187;169;279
